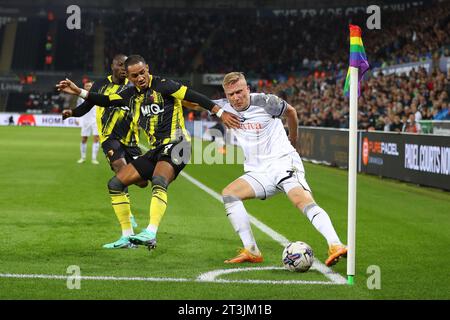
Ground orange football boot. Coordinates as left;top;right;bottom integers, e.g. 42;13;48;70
325;244;348;266
224;248;264;264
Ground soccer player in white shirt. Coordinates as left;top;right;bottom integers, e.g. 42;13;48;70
76;81;100;165
218;72;347;266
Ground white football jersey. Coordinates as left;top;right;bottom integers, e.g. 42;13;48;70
76;97;97;126
215;93;299;172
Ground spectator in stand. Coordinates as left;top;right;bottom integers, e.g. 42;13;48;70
383;115;392;132
99;1;450;77
14;2;450;127
403;114;422;133
390;115;403;132
433;101;450;120
411;103;423;122
374;116;385;131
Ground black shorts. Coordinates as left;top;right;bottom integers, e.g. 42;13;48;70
131;139;191;181
101;138;142;166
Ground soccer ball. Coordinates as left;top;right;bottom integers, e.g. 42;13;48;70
282;241;314;272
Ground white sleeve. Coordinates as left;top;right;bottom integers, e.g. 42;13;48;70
252;93;287;117
76;97;85;107
212;98;228;108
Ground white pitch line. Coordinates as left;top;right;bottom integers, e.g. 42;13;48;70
0;272;344;286
197;266;287;281
179;170;347;285
196;266;345;285
207;279;342;285
0;144;346;287
0;273;190;283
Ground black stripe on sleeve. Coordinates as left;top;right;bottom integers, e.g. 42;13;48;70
277;100;287;118
184;89;216;111
72;100;95;117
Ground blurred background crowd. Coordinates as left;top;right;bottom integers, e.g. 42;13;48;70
1;0;449;132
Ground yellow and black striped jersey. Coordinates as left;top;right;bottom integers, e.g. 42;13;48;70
93;76;139;146
131;76;191;148
72;75;139;147
85;75;216;149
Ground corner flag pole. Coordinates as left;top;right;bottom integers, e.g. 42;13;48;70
347;66;358;285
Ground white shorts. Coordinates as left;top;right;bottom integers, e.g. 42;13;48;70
80;122;99;137
241;153;311;200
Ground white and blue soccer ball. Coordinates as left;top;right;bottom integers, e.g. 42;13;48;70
282;241;314;272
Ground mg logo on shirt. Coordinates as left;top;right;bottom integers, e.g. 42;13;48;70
141;104;164;116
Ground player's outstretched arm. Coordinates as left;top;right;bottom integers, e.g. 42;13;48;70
180;100;240;129
181;100;203;111
62;80;100;119
182;90;240;128
57;78;125;108
210;105;240;129
86;91;125;108
73;100;95;117
156;77;241;128
285;104;298;147
62;109;73;120
56;78;81;96
62;100;95;120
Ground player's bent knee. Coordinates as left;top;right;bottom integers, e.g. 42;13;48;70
288;188;314;209
222;194;241;204
151;176;168;189
111;160;127;174
222;185;237;197
107;176;126;192
292;197;307;209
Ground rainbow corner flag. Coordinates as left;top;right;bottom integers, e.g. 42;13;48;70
343;24;370;97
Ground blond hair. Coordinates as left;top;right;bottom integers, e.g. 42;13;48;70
222;72;246;88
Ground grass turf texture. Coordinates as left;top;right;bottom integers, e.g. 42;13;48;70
0;126;449;299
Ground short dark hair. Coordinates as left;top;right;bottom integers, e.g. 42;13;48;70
124;55;147;70
112;53;127;63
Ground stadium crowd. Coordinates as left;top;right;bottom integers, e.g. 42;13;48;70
264;66;450;133
13;1;450;132
103;12;216;76
101;2;450;77
99;2;450;133
25;91;70;114
198;2;450;76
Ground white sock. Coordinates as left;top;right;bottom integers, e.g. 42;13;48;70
92;141;100;161
122;228;134;237
303;203;341;246
223;196;259;254
80;142;87;159
146;225;158;234
216;137;225;147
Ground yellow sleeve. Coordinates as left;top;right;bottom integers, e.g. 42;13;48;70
170;85;188;100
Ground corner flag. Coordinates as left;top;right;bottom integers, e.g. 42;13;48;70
346;24;369;285
343;24;370;96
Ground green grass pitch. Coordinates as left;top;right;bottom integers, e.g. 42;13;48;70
0;126;449;299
